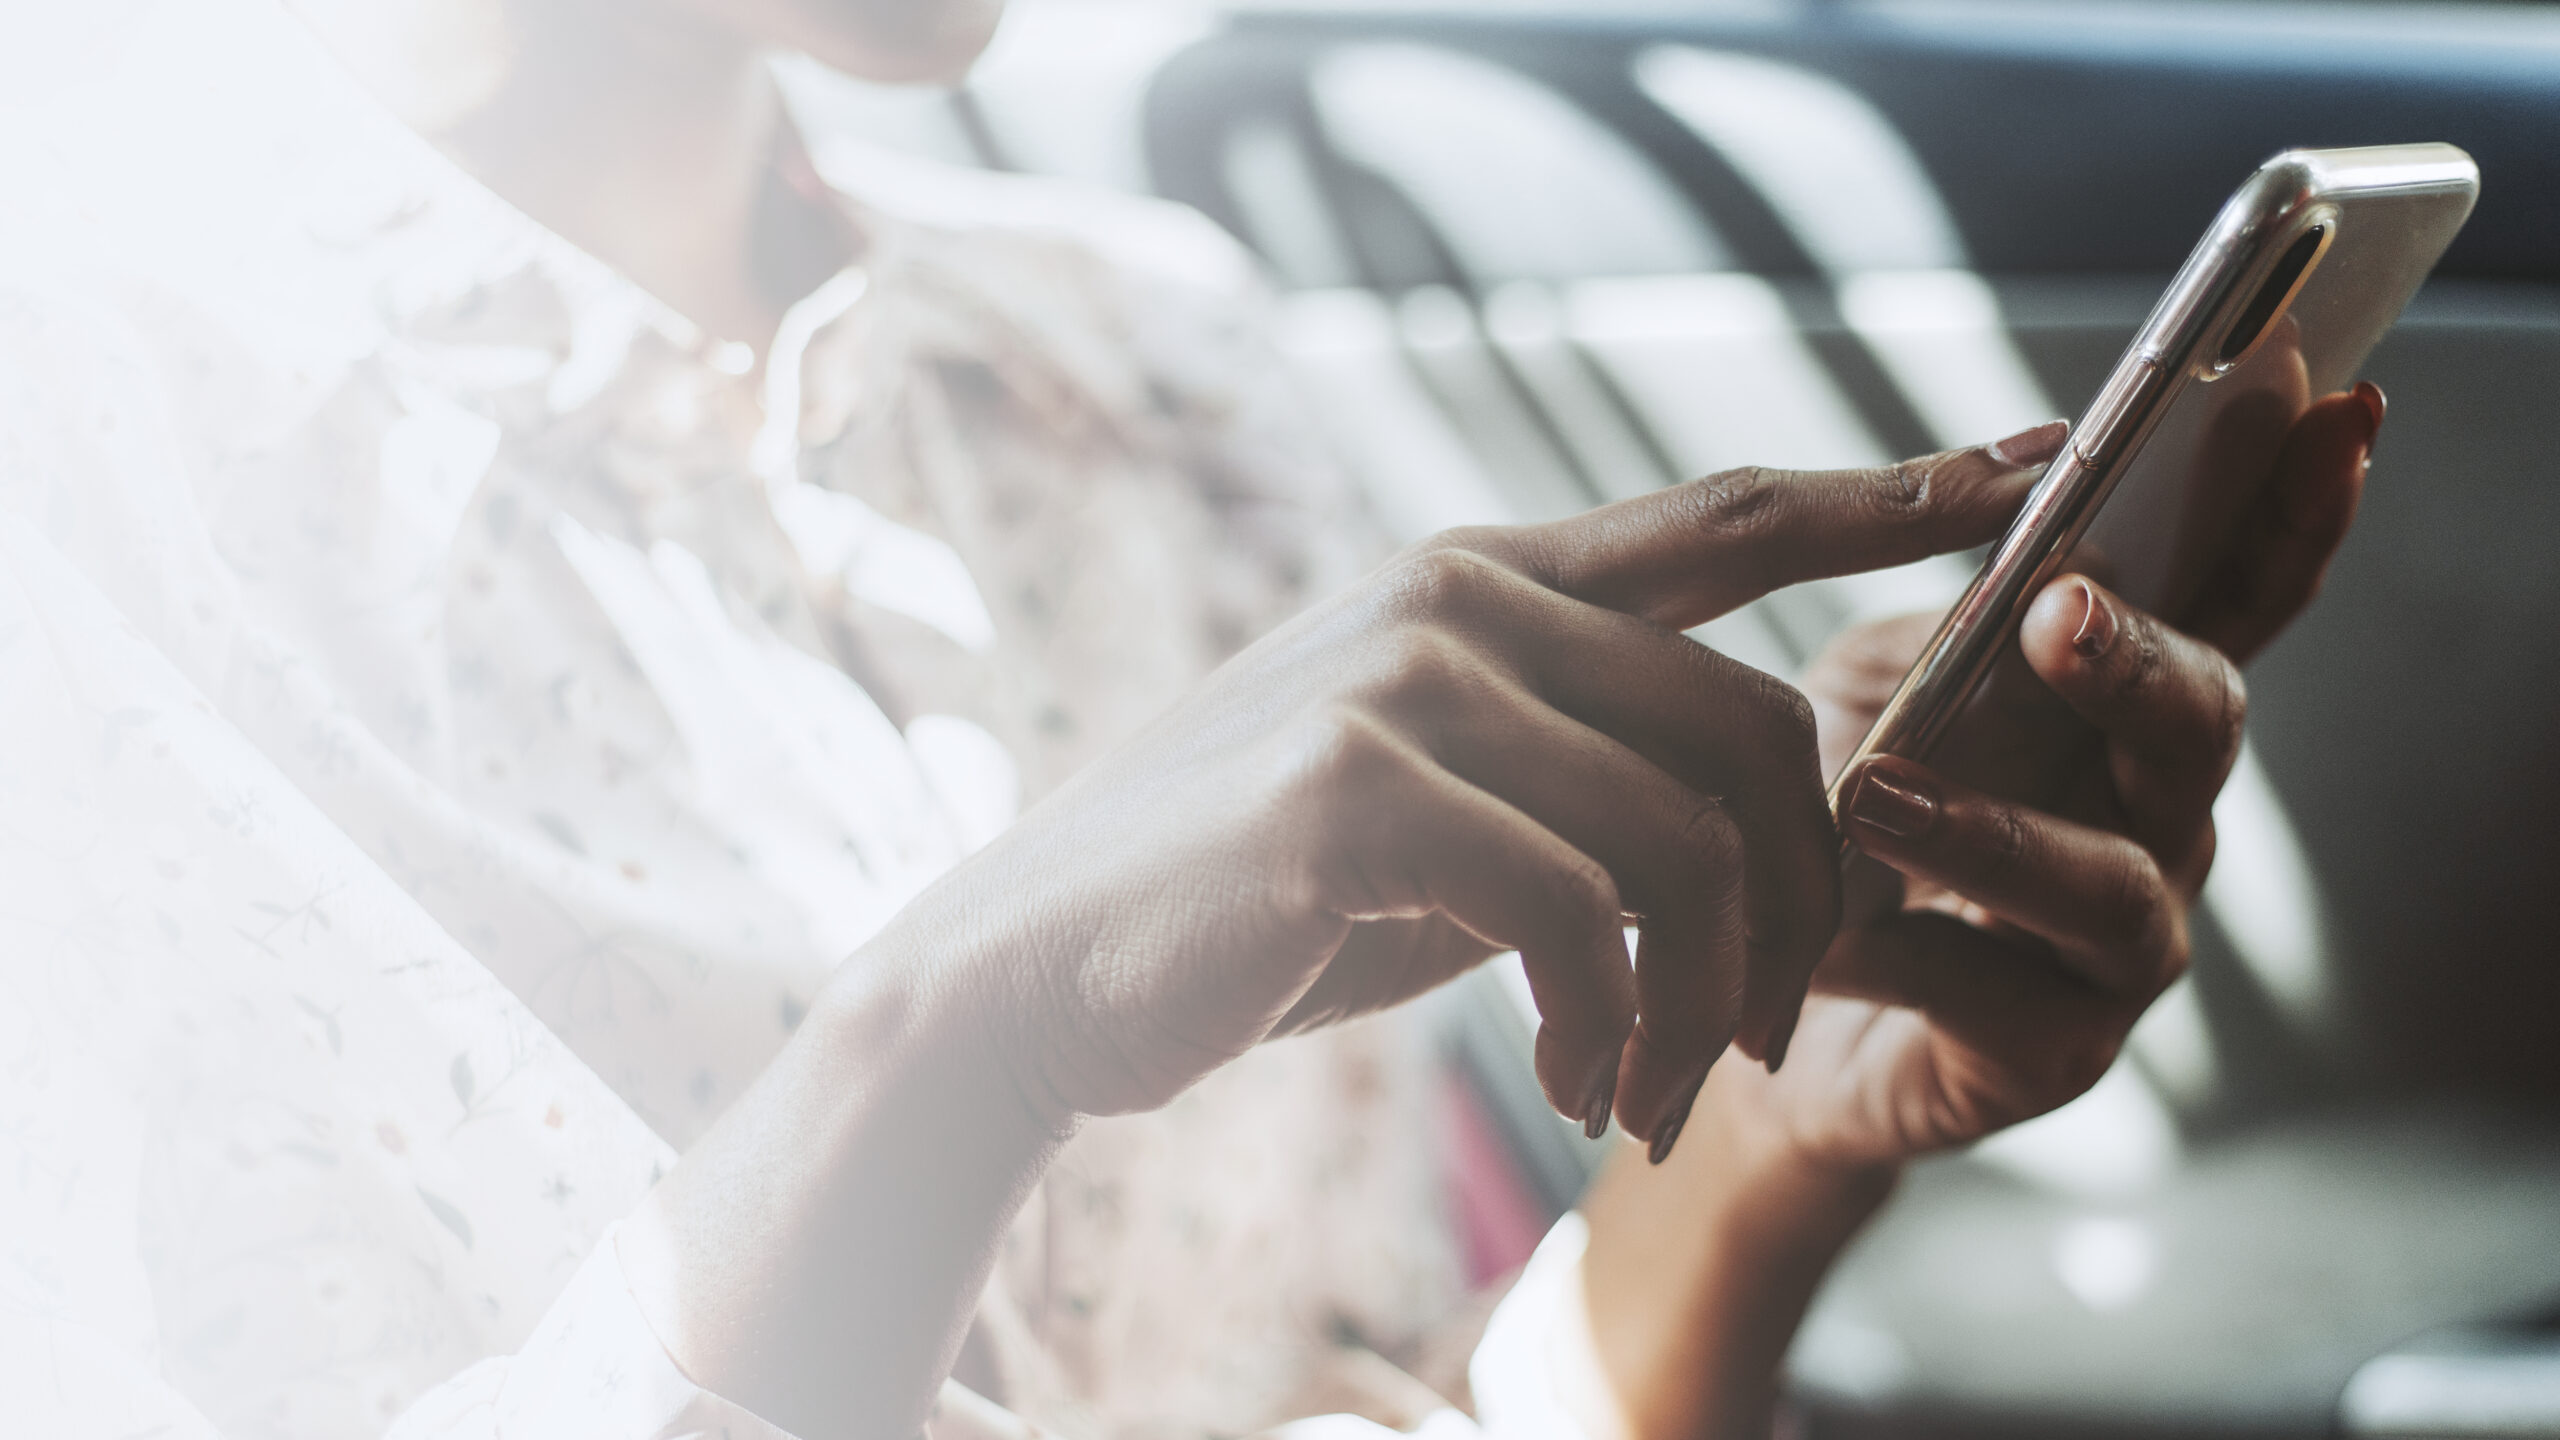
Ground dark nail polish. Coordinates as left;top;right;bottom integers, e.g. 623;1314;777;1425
2345;381;2390;483
1990;419;2071;471
1767;1008;1800;1074
1582;1068;1617;1141
1648;1066;1713;1164
1846;763;1939;841
1648;1106;1689;1165
2070;580;2117;660
2352;380;2388;440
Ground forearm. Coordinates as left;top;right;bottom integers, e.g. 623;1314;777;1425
618;927;1068;1440
1577;1063;1897;1440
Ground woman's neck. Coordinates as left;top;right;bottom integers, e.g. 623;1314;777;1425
299;0;857;350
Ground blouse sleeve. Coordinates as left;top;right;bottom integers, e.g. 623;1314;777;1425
385;1229;799;1440
379;1231;1083;1440
381;1216;1614;1440
1466;1213;1621;1440
1249;1216;1616;1440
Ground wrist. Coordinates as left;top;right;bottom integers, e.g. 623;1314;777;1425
822;874;1087;1142
1715;1110;1903;1247
1578;1060;1899;1440
1601;1059;1901;1308
821;933;1074;1143
631;926;1070;1440
1690;1046;1906;1200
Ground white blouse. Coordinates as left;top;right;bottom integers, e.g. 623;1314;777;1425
0;4;1608;1438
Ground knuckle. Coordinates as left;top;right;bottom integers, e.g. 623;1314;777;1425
1549;853;1623;934
1684;466;1785;530
1975;801;2035;879
1370;628;1474;709
1390;544;1507;619
1759;674;1822;759
2050;1034;2122;1102
2158;915;2196;988
1866;455;1940;516
1414;524;1519;568
1289;704;1401;795
1676;794;1744;870
2111;609;2171;704
2183;823;2220;897
2090;848;2187;995
1704;653;1821;762
2108;850;2174;954
2210;657;2250;762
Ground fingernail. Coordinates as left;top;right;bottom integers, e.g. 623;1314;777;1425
1647;1100;1691;1164
1989;419;2070;470
1649;1065;1713;1164
1845;761;1940;841
2278;385;2385;530
2070;578;2118;660
2349;381;2389;481
1582;1067;1617;1141
1767;1007;1800;1074
2352;380;2387;441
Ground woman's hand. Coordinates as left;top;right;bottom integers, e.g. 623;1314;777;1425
627;431;2070;1440
1774;381;2378;1170
1579;384;2380;1440
886;429;2067;1150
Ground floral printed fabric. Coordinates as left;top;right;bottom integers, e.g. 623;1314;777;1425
0;4;1473;1437
0;507;668;1437
382;1233;791;1440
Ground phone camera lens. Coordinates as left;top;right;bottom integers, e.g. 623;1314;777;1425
2218;224;2326;367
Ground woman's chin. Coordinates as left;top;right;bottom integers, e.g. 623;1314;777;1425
733;0;1008;84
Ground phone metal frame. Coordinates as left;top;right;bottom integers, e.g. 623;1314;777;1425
1825;144;2479;825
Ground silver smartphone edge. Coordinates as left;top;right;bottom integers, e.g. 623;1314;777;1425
1823;143;2479;828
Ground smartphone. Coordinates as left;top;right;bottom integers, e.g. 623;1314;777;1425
1827;143;2479;822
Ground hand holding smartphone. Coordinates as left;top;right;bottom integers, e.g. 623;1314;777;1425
1829;144;2478;824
